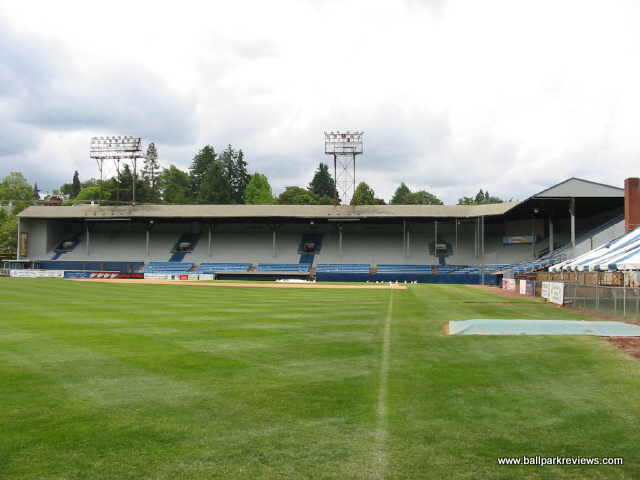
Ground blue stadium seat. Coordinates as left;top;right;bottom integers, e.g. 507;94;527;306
316;264;370;273
256;263;311;273
141;262;194;273
193;263;252;274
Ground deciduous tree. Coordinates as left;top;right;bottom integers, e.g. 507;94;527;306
245;173;274;204
350;182;376;205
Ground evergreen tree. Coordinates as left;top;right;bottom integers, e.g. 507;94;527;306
159;166;193;203
218;145;250;203
245;173;274;204
458;189;504;205
33;182;40;200
350;182;377;205
308;163;338;201
142;143;161;202
71;171;81;198
199;160;233;203
390;183;412;204
189;145;217;198
119;164;133;201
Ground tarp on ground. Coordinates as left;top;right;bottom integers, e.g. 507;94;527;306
449;319;640;336
549;226;640;272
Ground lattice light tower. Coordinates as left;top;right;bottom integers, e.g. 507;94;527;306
324;131;363;204
90;136;144;204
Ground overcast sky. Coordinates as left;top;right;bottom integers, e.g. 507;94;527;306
1;0;639;203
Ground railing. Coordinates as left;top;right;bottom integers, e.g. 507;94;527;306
563;282;640;319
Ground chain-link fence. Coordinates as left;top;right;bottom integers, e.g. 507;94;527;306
563;283;640;319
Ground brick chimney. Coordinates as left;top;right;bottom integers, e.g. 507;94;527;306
624;178;640;232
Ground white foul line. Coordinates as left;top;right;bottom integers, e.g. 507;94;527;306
372;290;393;479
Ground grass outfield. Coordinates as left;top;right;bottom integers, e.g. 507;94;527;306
1;279;639;479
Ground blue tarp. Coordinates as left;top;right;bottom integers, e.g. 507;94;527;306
449;319;640;336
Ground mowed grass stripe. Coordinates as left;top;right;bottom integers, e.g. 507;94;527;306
0;279;387;479
1;279;640;478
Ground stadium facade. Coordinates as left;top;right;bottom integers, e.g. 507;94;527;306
13;177;624;282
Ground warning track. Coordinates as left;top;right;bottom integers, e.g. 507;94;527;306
70;279;407;290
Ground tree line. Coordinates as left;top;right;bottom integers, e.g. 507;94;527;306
51;143;505;207
0;143;506;254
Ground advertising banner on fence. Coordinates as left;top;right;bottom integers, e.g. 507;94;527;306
548;282;565;305
143;273;214;281
541;281;551;299
65;271;144;280
519;280;527;295
144;273;172;280
502;278;516;291
89;272;120;279
518;279;535;296
10;269;64;278
64;271;91;279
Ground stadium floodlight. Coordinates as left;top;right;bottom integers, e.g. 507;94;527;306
90;135;145;204
324;131;364;204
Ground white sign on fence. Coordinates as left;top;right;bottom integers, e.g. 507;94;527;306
548;282;565;305
10;269;65;278
519;279;527;295
143;273;172;280
541;281;551;299
502;278;516;291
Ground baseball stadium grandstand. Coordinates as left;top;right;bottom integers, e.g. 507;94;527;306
10;178;624;283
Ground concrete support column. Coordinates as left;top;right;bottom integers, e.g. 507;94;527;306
569;197;576;246
402;220;406;257
480;216;485;259
272;229;277;258
455;219;458;252
16;218;21;260
474;217;479;258
146;230;150;257
434;220;438;256
548;217;554;253
338;226;343;260
86;224;90;256
208;223;213;257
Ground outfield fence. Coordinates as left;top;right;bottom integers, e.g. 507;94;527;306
563;283;640;320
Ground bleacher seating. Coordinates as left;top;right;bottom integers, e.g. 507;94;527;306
256;263;311;273
141;262;194;273
193;263;252;274
377;264;429;273
316;264;370;273
451;264;512;274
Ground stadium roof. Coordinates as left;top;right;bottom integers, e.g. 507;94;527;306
17;177;623;221
529;177;623;199
18;203;518;220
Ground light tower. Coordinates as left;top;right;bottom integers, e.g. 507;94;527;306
324;131;363;204
90;136;144;204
